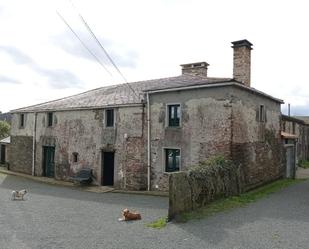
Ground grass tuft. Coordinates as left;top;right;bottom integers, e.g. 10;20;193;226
179;179;304;222
299;160;309;169
147;217;168;229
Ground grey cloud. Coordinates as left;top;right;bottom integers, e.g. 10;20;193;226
281;105;309;116
0;45;83;89
0;75;21;84
52;31;138;68
34;67;83;89
0;45;34;64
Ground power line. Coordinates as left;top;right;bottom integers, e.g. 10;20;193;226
56;10;112;77
69;1;140;99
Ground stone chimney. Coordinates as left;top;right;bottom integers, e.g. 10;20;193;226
180;62;209;77
231;39;253;87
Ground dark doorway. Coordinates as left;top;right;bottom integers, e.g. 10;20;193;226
43;146;55;177
102;152;114;186
0;145;5;164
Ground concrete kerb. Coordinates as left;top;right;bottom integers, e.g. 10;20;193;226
0;167;168;197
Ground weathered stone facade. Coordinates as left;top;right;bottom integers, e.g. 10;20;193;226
282;115;309;163
10;106;147;190
230;88;283;190
149;85;283;191
9;39;285;192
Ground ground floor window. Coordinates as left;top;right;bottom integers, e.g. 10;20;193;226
165;148;180;172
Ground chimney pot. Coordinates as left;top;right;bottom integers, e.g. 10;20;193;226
231;39;253;87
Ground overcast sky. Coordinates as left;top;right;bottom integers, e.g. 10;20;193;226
0;0;308;115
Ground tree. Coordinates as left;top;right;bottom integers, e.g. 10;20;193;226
0;121;10;139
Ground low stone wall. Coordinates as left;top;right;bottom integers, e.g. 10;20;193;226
9;135;33;175
168;157;243;220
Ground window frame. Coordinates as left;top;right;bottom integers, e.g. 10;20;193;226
259;105;266;123
47;112;53;127
166;103;181;127
19;113;25;128
164;147;181;173
105;109;115;128
72;152;79;163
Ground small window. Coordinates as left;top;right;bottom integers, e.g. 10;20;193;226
259;105;265;122
167;104;180;127
47;112;53;127
20;113;25;128
106;109;114;127
72;152;79;163
165;148;180;172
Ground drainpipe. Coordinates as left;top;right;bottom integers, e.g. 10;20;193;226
147;93;151;191
32;112;37;176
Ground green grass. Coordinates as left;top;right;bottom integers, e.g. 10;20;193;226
299;160;309;169
179;178;304;222
146;217;168;229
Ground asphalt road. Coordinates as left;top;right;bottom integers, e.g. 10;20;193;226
1;173;309;249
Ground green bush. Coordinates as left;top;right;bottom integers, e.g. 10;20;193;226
0;121;10;139
298;160;309;169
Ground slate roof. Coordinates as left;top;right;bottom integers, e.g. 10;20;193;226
293;116;309;125
11;74;282;113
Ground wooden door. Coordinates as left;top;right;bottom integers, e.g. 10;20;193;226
43;146;55;177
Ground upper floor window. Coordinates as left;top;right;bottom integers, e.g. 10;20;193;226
72;152;79;163
165;148;180;172
20;113;25;128
105;109;114;127
47;112;53;127
258;105;266;122
167;104;180;127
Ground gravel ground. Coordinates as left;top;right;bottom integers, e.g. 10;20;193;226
1;173;309;249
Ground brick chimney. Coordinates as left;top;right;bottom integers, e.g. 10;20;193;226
180;62;209;77
231;39;253;87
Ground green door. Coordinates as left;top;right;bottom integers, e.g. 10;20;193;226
43;146;55;177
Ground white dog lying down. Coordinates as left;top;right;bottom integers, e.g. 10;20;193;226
11;189;27;200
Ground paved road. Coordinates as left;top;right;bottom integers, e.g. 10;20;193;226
1;173;309;249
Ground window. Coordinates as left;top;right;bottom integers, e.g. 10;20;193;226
259;105;265;122
47;112;53;127
167;104;180;127
106;109;114;127
20;113;25;128
165;148;180;172
72;152;79;163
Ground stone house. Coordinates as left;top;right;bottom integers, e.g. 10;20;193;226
9;40;284;191
281;115;309;164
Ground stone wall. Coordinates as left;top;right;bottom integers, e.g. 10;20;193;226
282;116;309;162
168;158;242;220
149;86;234;191
10;106;147;190
231;87;284;190
9;135;33;174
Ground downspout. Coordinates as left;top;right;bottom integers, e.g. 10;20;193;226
32;112;37;176
147;93;151;191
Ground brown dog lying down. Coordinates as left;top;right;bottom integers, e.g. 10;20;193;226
118;208;142;221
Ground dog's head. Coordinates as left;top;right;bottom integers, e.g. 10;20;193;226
122;208;130;217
